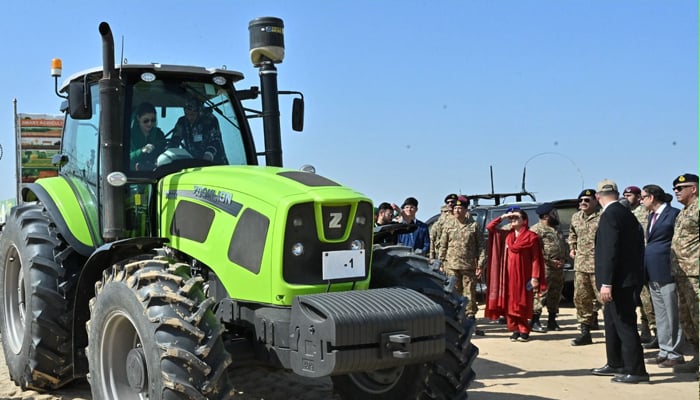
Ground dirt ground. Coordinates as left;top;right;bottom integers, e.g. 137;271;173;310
0;302;697;400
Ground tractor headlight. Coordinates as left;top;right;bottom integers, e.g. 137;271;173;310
355;215;367;226
350;240;365;250
291;242;304;256
292;217;303;227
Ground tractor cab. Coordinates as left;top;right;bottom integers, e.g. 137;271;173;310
54;64;259;238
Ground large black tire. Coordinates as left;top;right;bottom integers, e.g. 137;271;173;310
0;203;83;390
87;257;235;399
332;245;478;400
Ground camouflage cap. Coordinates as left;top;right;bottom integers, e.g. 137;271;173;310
184;97;203;112
673;173;699;186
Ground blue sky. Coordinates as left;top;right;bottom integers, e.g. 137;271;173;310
0;1;696;218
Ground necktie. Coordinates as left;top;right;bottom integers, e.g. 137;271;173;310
650;212;658;231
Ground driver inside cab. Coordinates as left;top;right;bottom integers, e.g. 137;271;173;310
129;102;166;170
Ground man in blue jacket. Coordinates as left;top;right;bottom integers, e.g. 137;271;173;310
397;197;431;255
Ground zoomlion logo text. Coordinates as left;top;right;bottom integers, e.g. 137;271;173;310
193;186;232;205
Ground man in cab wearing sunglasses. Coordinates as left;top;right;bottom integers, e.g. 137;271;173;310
569;189;603;346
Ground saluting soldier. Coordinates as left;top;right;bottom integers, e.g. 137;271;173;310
530;202;567;332
569;189;603;346
439;196;486;322
669;173;699;373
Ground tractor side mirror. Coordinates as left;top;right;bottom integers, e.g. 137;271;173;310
68;81;92;120
292;97;304;132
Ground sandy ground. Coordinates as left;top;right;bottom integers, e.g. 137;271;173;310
0;302;697;399
470;302;698;400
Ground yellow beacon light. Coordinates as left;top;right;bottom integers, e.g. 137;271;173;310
51;58;62;77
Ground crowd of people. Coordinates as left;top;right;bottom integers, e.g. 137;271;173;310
375;172;699;384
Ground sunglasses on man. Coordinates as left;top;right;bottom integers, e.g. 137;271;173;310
673;184;694;192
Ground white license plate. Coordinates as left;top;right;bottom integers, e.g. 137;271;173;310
322;249;366;280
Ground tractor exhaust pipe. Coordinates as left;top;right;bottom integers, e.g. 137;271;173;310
249;17;285;167
98;22;125;241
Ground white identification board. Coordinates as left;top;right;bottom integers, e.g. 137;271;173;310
322;249;366;280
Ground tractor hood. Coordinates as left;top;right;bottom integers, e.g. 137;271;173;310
159;165;366;209
157;165;374;305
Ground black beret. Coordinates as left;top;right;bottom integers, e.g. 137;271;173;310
578;189;596;199
536;203;554;216
673;173;699;186
444;193;458;203
401;197;418;208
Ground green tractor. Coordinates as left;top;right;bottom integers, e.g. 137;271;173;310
0;18;477;399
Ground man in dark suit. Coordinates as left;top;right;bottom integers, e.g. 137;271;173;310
590;179;649;384
641;184;683;368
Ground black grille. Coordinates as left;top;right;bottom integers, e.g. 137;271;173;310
283;201;372;285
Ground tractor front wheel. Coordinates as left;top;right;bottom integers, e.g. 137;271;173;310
87;257;234;399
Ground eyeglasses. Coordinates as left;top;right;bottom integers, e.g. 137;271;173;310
578;198;591;203
640;194;650;200
140;118;155;124
673;185;693;192
446;200;456;204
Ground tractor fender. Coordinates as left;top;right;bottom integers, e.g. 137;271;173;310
22;179;99;257
71;236;168;377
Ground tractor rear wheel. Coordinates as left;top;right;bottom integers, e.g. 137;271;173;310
332;245;478;399
87;257;234;400
0;203;82;390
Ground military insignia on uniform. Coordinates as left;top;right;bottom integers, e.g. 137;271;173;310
585;190;591;195
679;175;686;182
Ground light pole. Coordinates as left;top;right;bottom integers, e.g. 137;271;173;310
521;152;585;193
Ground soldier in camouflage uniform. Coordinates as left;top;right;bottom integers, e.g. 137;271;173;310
669;173;699;373
439;196;486;322
568;189;602;346
530;203;567;333
429;193;458;262
623;185;656;346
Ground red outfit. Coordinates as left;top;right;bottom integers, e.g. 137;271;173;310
485;217;546;334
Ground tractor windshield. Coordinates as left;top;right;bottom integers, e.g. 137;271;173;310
128;79;251;172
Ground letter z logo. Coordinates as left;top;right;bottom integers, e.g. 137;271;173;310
328;212;343;229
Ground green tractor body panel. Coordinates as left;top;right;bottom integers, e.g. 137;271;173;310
27;176;101;252
159;165;373;306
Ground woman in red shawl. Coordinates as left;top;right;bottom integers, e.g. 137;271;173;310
485;207;546;342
